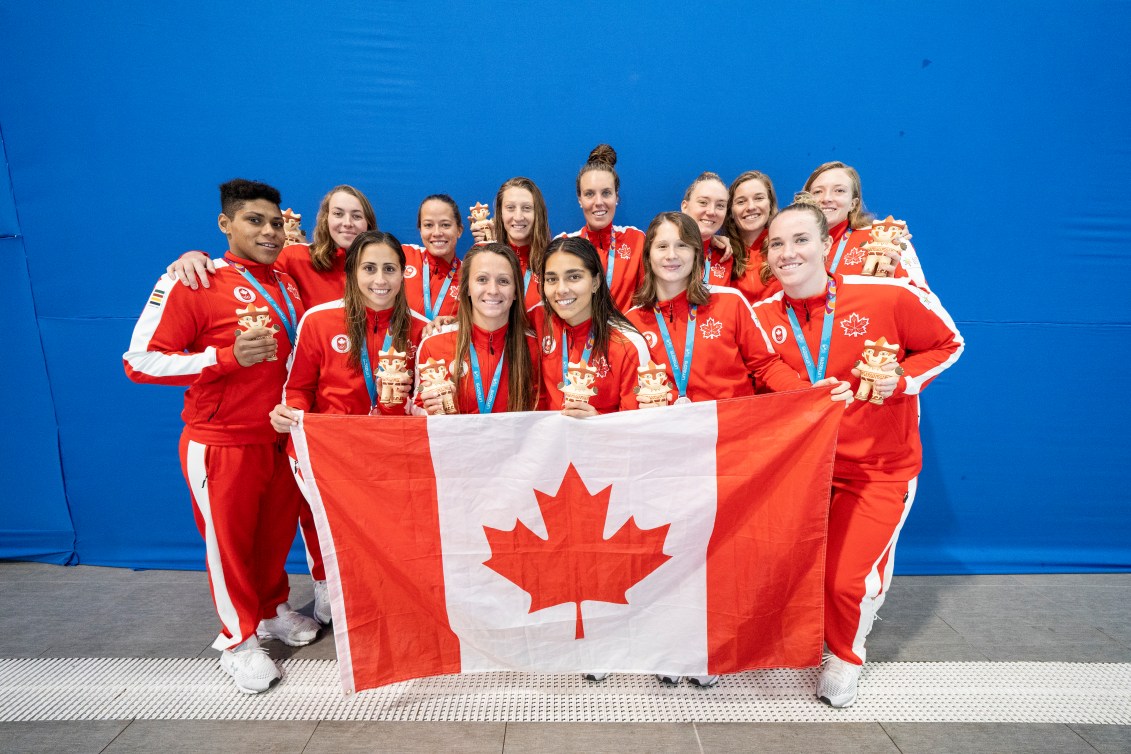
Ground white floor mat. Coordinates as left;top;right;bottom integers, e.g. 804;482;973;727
1;658;1128;724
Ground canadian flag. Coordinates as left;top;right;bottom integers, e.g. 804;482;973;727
292;390;840;694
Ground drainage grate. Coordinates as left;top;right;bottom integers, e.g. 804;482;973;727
1;659;1128;724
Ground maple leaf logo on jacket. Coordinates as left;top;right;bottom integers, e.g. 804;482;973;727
699;317;724;340
617;243;632;259
482;463;671;640
844;247;866;266
840;312;870;337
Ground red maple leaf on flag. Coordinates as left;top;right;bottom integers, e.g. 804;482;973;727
482;463;672;640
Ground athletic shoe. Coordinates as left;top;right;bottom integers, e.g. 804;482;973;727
313;580;332;625
583;672;608;682
219;636;279;694
656;674;681;685
817;655;862;708
257;602;320;647
687;675;719;688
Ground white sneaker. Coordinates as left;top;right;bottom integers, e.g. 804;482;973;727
687;675;719;688
583;672;608;682
817;655;862;708
313;580;332;625
220;636;280;694
656;674;680;685
257;602;320;647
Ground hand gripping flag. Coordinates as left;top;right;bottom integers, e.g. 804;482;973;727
291;389;840;693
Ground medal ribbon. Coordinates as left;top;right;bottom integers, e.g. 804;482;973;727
785;277;837;383
653;304;697;398
422;255;456;320
583;226;617;287
523;269;533;298
359;329;394;410
235;266;297;344
828;228;852;274
702;246;713;284
560;324;594;386
469;342;505;414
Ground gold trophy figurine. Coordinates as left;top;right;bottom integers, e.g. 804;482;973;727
560;359;599;406
853;337;905;405
282;208;308;246
860;216;908;277
377;347;412;408
634;360;674;408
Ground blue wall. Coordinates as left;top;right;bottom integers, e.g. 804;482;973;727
1;1;1127;572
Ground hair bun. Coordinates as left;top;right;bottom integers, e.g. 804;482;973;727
588;143;617;167
792;191;821;210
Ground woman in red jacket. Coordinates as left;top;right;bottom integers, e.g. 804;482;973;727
679;173;733;286
563;144;646;311
755;194;963;707
536;235;649;417
803;161;928;288
167;185;377;307
414;242;541;415
722;170;780;304
471;177;551;311
269;230;429;623
401;194;465;320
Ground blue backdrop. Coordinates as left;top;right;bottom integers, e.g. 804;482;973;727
1;1;1127;573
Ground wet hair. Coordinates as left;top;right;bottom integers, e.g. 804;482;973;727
680;171;727;204
342;230;412;374
492;177;551;276
452;242;538;411
219;179;281;217
311;185;378;272
634;212;711;309
540;236;638;361
722;170;778;280
575;143;620;196
803;161;874;230
416;194;463;230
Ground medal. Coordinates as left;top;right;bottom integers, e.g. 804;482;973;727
785;277;837;383
653;303;697;402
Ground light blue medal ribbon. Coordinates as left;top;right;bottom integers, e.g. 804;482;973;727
235;266;297;344
523;269;533;298
560;325;594;386
585;226;617;287
828;228;852;274
469;342;505;414
358;330;394;410
653;304;697;399
422;256;455;320
784;278;837;383
702;246;712;284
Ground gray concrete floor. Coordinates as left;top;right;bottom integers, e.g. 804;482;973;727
1;562;1129;753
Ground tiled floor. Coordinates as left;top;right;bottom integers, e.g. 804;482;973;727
1;562;1129;752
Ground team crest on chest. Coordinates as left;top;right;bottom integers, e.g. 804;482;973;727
542;335;555;354
591;355;611;378
844;248;866;266
233;286;256;304
699;317;723;340
404;265;418;279
286;282;300;300
711;263;726;279
771;325;788;344
331;334;350;353
643;331;658;348
617;243;632;260
840;312;870;337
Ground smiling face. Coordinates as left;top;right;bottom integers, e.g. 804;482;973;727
327;191;368;250
218;199;285;264
766;208;832;298
730;177;772;240
807;168;859;228
542;251;600;326
467;251;517;329
418;199;463;260
499;186;535;246
648;220;697;299
355;241;404;311
578;170;617;231
681;178;729;240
